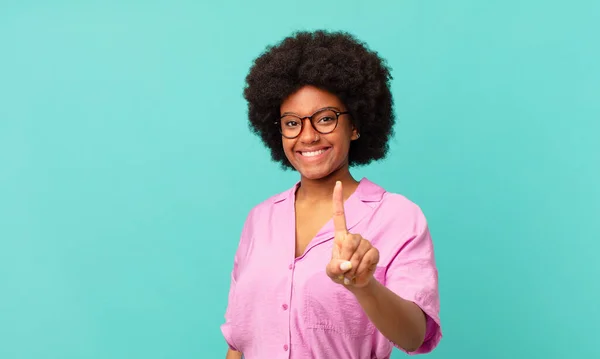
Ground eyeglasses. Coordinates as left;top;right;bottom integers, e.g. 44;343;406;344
275;107;349;139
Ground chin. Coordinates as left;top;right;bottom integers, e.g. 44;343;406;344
300;171;329;180
295;164;336;180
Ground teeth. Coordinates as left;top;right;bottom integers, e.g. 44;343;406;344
301;149;326;157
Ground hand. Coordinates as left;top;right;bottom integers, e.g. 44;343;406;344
326;181;380;288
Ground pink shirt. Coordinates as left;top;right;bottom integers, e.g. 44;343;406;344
221;178;442;358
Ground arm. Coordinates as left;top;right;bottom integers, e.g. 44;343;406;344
329;183;441;354
225;349;242;359
349;280;426;352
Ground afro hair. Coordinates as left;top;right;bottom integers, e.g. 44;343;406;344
243;30;395;169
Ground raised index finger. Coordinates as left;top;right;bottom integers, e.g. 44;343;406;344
332;181;348;235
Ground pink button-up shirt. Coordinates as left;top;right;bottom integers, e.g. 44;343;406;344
221;178;441;358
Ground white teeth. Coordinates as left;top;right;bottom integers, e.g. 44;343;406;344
301;149;327;157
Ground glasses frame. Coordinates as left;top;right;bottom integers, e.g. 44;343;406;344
274;107;350;139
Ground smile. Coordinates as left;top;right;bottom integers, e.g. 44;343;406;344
300;148;329;157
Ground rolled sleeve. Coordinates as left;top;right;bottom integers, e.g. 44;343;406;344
220;269;239;351
220;209;254;352
385;224;442;354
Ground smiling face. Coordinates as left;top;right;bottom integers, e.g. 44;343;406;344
280;85;359;180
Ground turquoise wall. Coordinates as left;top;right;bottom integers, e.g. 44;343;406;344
1;1;598;358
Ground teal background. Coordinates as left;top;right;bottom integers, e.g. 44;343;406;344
1;0;599;358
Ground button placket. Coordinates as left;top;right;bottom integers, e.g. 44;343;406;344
283;259;296;357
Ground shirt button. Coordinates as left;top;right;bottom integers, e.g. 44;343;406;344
283;344;289;351
288;264;293;270
282;304;288;310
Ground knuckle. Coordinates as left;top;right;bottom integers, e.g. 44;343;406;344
372;247;380;258
350;234;361;244
344;241;357;252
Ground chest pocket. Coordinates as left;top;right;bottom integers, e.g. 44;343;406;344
304;266;387;337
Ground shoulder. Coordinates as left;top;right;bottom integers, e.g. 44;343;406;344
360;178;428;233
361;181;437;270
379;191;428;230
241;183;296;226
357;179;433;261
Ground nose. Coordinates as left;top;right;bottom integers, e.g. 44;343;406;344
298;118;319;143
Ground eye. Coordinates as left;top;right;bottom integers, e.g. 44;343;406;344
284;120;299;127
318;116;335;123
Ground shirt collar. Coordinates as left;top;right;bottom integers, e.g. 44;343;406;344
272;177;385;204
272;177;386;239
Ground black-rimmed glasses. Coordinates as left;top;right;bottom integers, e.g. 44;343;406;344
275;107;349;139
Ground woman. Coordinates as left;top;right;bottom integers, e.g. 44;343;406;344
221;30;442;359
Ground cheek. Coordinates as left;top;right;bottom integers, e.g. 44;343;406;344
282;139;295;157
332;134;352;155
282;139;291;150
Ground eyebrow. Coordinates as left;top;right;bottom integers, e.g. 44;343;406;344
281;106;342;117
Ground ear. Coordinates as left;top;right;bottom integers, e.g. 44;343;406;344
351;126;360;141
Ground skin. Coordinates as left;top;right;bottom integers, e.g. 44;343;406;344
226;85;426;358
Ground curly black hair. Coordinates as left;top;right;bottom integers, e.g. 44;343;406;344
243;30;395;169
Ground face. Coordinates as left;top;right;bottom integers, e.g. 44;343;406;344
279;85;358;180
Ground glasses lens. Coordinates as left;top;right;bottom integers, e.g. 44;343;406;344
280;115;301;138
313;109;338;134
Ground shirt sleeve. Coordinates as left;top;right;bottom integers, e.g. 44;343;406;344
384;221;442;355
220;210;253;352
221;260;239;351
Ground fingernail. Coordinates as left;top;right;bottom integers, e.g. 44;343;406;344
344;277;351;285
340;261;352;271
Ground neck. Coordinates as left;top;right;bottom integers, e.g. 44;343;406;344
295;166;359;203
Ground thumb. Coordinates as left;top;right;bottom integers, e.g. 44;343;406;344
326;258;353;278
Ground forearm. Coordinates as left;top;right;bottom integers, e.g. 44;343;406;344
349;279;427;352
225;349;242;359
